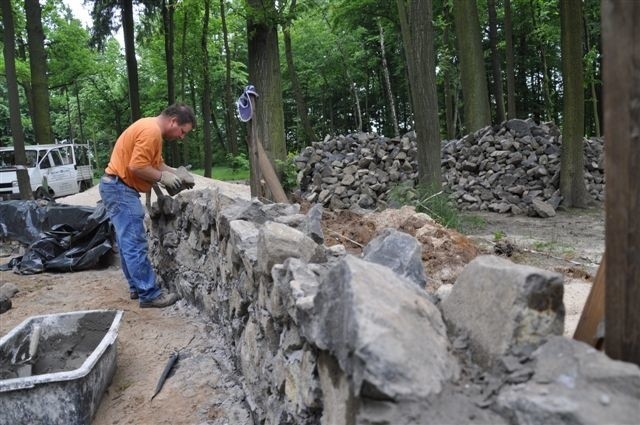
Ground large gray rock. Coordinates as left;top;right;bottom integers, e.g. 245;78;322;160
362;228;427;289
303;255;459;402
257;221;326;274
531;198;557;218
496;337;640;425
441;255;565;367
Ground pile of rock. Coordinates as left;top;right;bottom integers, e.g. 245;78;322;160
294;119;605;217
294;132;418;210
443;119;604;216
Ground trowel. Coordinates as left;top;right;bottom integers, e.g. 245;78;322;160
15;324;41;378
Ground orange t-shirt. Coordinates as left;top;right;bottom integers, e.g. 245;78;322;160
105;117;164;192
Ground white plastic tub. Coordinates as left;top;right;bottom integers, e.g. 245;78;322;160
0;309;123;425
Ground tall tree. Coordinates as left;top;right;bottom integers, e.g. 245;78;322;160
89;0;141;121
25;0;53;144
220;0;238;155
246;0;287;177
487;0;505;124
282;0;316;145
201;0;213;177
397;0;441;188
162;0;179;165
1;0;33;199
378;19;399;138
452;0;491;132
504;0;516;119
559;0;588;207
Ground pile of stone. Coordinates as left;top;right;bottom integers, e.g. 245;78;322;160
294;132;418;210
294;119;605;217
443;119;604;217
148;189;640;425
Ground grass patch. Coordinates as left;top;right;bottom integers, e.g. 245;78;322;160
387;182;484;233
191;166;249;182
530;240;576;259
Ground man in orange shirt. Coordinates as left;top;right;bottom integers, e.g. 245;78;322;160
99;103;195;308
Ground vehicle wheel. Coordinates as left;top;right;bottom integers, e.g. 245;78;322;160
34;187;46;199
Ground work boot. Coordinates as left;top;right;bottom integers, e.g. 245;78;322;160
139;290;179;308
129;291;139;300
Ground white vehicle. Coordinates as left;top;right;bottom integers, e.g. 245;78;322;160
58;143;94;191
0;144;80;200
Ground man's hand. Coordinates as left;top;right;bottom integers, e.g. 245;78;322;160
175;166;195;189
159;171;182;191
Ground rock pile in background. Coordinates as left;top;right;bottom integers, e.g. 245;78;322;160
294;119;605;217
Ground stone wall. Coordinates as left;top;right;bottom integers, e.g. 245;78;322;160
148;189;639;425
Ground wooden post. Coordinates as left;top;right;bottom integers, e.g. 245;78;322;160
247;95;289;203
602;0;640;365
573;258;605;348
247;96;263;198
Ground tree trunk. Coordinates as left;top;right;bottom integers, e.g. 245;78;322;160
529;0;554;122
443;4;456;140
487;0;505;124
504;0;517;119
559;0;588;208
121;0;141;121
283;3;316;146
246;0;287;199
66;88;75;141
583;11;601;137
378;20;400;138
162;0;179;165
75;81;85;143
180;9;187;101
397;0;441;188
602;0;640;367
220;0;238;155
452;0;491;132
25;0;53;145
1;0;33;199
201;0;213;177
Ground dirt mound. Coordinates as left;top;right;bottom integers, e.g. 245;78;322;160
319;205;478;290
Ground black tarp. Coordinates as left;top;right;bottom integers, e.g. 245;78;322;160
0;200;114;274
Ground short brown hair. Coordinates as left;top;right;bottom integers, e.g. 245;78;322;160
162;103;196;127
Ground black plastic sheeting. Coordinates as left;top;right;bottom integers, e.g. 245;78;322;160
0;200;114;274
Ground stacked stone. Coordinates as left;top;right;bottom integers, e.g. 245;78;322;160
294;132;418;210
148;190;640;425
443;119;605;217
294;119;605;217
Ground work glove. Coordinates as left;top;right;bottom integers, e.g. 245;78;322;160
175;166;195;189
159;171;182;192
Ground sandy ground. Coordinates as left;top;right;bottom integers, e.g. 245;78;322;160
0;177;603;424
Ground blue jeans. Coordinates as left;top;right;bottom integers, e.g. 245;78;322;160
99;175;161;302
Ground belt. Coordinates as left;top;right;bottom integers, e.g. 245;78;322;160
104;174;137;191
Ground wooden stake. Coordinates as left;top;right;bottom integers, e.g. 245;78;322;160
573;258;605;348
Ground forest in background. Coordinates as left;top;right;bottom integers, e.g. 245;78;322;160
0;0;600;206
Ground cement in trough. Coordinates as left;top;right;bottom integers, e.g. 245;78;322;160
0;312;112;379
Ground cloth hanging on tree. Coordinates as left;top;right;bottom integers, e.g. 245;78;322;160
236;85;259;122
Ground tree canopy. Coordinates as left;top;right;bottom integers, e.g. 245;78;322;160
0;0;602;194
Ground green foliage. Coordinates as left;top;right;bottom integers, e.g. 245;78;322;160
493;230;506;242
275;152;299;193
387;182;462;230
191;166;249;182
226;152;250;174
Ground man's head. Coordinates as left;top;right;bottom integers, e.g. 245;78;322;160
160;103;196;141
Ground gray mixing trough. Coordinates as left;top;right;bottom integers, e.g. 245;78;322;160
0;309;123;425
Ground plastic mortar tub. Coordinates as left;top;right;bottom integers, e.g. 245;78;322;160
0;309;123;425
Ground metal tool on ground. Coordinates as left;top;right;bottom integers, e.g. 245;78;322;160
150;351;179;400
